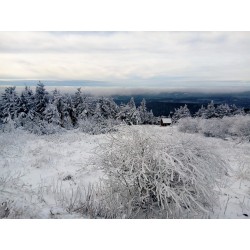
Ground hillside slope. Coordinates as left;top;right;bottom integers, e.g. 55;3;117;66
0;126;249;218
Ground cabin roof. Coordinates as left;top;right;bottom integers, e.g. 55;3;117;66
161;118;172;123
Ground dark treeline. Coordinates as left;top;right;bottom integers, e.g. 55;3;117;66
171;102;245;123
147;102;250;117
146;102;205;117
0;82;156;134
113;93;250;117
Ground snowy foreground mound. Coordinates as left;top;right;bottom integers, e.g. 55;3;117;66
0;126;250;219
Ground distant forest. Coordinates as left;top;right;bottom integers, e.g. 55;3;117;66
113;93;250;117
0;82;248;135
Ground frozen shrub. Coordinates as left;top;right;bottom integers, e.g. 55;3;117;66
16;115;65;135
99;127;227;218
177;115;250;141
228;115;250;140
178;117;200;133
1;119;16;133
198;118;228;138
78;117;119;135
233;161;250;189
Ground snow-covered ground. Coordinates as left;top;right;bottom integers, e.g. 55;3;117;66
204;135;250;219
0;125;249;218
0;129;105;218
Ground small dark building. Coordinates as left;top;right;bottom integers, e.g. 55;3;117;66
160;118;172;126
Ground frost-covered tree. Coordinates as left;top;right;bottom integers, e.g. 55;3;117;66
138;98;148;124
93;102;103;121
0;86;20;123
44;102;61;126
14;86;35;127
196;101;217;119
215;103;231;118
196;102;245;119
128;97;136;109
19;86;35;114
50;89;72;128
147;109;155;124
117;98;141;125
78;101;117;135
205;101;217;118
34;82;49;118
118;98;155;125
172;104;191;123
195;105;207;118
63;94;76;127
128;97;141;124
72;88;89;120
18;82;49;134
117;103;130;124
130;109;141;125
97;97;120;120
229;104;245;116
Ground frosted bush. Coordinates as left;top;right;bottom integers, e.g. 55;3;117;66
178;117;200;133
1;119;16;133
99;128;227;218
19;117;64;135
198;118;229;138
228;115;250;140
177;115;250;141
41;122;65;135
78;117;119;135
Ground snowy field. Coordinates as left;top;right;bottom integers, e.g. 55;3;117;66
0;125;250;219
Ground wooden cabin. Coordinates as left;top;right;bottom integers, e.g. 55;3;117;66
160;118;172;126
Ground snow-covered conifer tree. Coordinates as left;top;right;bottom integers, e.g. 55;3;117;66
63;94;76;127
97;97;119;120
0;86;20;123
130;109;141;125
215;103;231;118
138;98;148;124
44;101;61;126
19;86;35;115
195;105;207;118
34;81;49;118
128;97;136;109
205;101;217;118
172;104;191;123
117;103;129;123
72;88;89;120
117;98;141;125
93;102;103;121
229;104;245;116
147;109;155;124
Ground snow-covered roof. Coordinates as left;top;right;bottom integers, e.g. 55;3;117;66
161;118;172;123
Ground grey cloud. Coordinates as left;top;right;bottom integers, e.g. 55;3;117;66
0;32;250;83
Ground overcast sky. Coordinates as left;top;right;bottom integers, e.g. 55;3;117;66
1;31;250;88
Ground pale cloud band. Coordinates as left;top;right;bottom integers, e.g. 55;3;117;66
0;31;250;87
